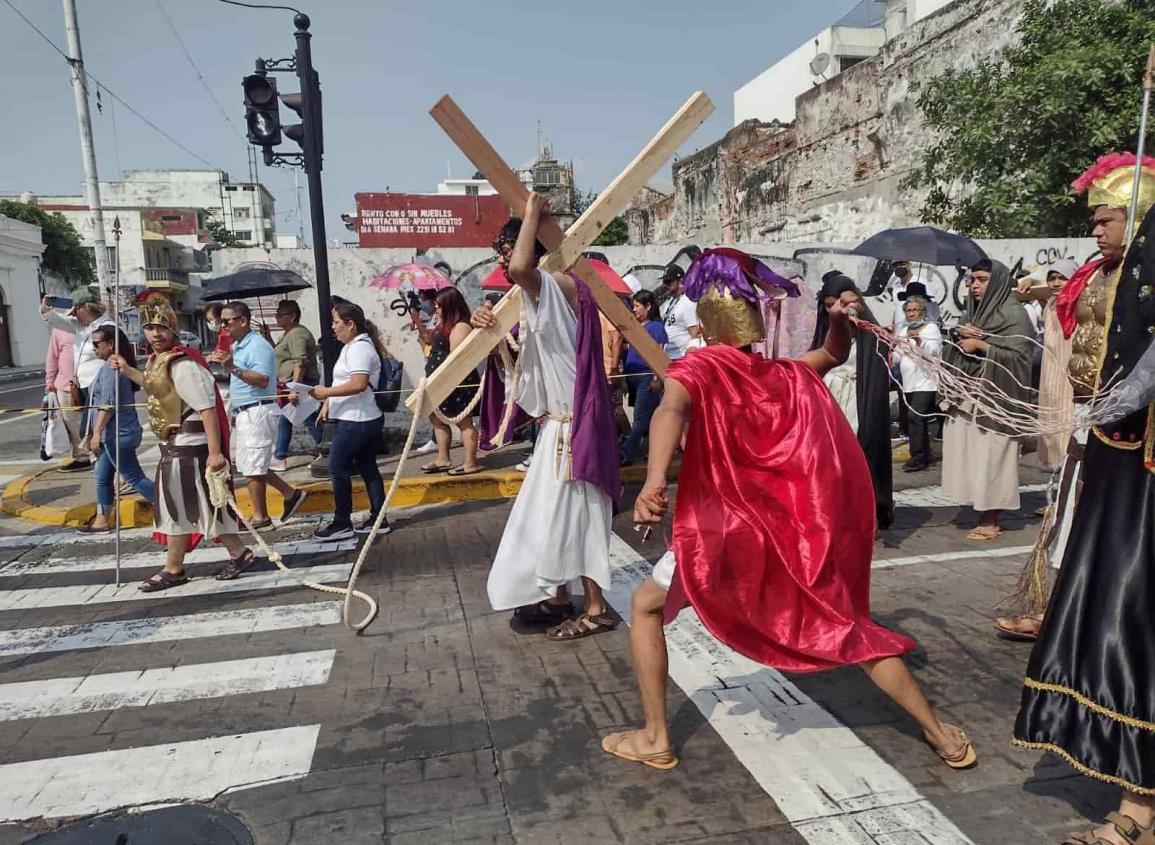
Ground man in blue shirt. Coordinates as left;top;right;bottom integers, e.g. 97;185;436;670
209;301;306;528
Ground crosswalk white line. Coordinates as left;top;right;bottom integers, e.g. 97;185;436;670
893;482;1047;509
0;649;335;721
0;539;357;576
873;544;1035;570
0;529;152;550
0;602;341;657
606;535;973;845
0;563;352;612
0;724;320;822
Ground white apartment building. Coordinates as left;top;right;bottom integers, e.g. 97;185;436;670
733;0;955;125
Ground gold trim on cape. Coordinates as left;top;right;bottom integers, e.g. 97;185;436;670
1024;677;1155;733
1012;739;1155;796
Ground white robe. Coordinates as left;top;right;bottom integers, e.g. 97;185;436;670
824;339;859;435
486;271;613;611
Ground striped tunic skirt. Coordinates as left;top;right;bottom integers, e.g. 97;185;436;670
154;442;239;539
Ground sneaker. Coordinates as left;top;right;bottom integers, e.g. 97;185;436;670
58;458;92;473
902;459;929;473
269;458;289;472
414;439;438;456
280;489;307;522
515;461;531;473
356;515;392;536
314;521;354;541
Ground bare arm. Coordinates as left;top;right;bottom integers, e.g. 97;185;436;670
108;354;144;386
508;193;578;310
798;293;854;376
41;309;78;335
201;407;225;469
312;373;368;399
633;377;691;526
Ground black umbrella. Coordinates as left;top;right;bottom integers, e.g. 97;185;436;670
851;226;987;268
199;267;311;302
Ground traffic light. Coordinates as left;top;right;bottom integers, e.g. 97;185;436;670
242;72;281;147
280;70;323;158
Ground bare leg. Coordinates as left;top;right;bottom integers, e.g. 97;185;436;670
582;576;607;617
859;657;963;754
218;533;246;558
262;470;297;498
430;414;452;466
603;578;676;763
164;534;190;576
457;418;480;471
247;476;269;521
979;509;1002;530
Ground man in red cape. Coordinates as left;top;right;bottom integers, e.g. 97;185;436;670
602;248;977;772
111;292;252;591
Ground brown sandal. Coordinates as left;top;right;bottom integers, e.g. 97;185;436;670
1101;812;1155;845
214;548;256;581
138;569;189;592
601;731;678;770
994;613;1043;642
967;525;1002;541
926;723;978;770
546;612;617;640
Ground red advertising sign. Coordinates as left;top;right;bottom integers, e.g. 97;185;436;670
354;193;510;248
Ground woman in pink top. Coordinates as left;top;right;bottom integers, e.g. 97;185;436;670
44;327;84;465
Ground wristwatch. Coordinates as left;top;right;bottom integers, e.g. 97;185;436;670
230;366;243;378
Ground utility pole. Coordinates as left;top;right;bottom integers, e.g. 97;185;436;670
62;0;112;291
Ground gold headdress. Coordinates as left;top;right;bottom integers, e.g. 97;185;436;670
137;291;179;331
683;248;801;348
1072;152;1155;221
696;287;766;348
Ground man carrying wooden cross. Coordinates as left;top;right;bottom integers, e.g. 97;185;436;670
471;193;620;639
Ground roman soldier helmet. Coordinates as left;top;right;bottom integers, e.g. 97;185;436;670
1072;152;1155;225
136;290;179;331
682;248;801;347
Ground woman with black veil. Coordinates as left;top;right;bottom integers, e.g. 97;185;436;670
810;271;894;530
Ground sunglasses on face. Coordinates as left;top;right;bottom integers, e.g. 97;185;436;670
220;317;243;326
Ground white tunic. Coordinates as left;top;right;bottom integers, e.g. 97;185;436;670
824;339;859;434
486;271;613;611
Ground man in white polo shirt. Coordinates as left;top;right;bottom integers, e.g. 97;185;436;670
659;265;701;359
209;301;306;528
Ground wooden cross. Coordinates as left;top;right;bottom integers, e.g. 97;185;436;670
405;92;714;413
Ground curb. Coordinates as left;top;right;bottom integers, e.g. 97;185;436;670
1;463;658;529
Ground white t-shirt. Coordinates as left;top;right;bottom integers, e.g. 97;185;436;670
661;294;699;360
894;322;942;394
329;334;382;423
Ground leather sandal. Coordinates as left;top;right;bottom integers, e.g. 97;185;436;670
994;613;1043;642
546;612;617;640
138;569;189;593
926;723;978;770
601;731;678;770
214;548;256;581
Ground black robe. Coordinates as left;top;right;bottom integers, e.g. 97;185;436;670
1014;203;1155;794
810;273;894;529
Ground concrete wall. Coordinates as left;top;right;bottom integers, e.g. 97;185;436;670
0;215;49;368
212;236;1094;383
636;0;1026;247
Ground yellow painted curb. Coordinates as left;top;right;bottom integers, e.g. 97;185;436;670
1;462;665;529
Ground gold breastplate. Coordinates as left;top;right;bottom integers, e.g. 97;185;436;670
1068;269;1113;395
142;350;187;440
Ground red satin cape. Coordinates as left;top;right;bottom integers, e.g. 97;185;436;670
1056;258;1110;339
149;345;232;550
663;345;915;673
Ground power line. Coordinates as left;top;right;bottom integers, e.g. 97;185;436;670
153;0;244;141
2;0;218;168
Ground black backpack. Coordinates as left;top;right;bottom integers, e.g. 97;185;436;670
377;355;403;413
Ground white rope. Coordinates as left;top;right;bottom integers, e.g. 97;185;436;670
204;461;380;632
430;366;486;426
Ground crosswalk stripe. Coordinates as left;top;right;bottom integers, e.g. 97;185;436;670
0;602;341;657
0;603;340;657
606;535;974;845
0;650;335;721
0;539;357;576
893;482;1047;509
0;563;352;612
873;544;1035;570
0;725;320;823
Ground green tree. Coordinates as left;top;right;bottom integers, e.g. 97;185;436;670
592;216;629;246
205;216;243;248
0;200;94;284
905;0;1155;238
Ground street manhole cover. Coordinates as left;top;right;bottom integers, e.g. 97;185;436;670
28;806;253;845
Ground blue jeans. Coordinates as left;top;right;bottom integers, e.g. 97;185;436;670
329;418;385;526
619;372;661;463
275;406;323;459
95;429;155;514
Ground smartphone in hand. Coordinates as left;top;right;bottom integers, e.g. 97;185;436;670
44;296;73;309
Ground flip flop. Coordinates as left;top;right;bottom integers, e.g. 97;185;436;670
421;463;452;474
601;732;678;770
927;724;978;770
447;466;483;476
967;526;1002;541
994;614;1042;642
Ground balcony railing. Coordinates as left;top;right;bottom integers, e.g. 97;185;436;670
144;267;190;291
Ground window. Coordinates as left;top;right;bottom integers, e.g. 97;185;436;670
225;185;238;192
465;185;479;197
233;230;253;242
161;214;182;222
839;56;867;73
234;207;251;220
242;185;255;192
536;168;561;186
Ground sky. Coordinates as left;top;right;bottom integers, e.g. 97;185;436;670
0;0;861;247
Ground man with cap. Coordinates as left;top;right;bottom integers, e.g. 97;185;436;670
659;264;701;360
40;287;117;472
109;292;253;591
